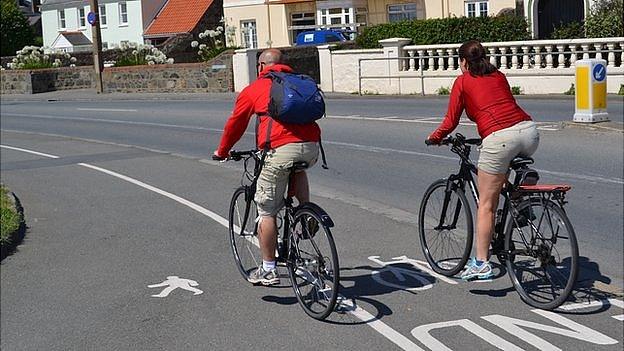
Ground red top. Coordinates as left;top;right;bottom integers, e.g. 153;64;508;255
216;64;321;157
428;70;532;143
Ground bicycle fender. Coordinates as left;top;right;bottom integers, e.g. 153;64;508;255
298;202;334;228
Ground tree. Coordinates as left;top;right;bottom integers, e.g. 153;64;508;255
1;0;35;56
585;0;624;38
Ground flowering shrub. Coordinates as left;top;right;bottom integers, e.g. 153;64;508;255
111;42;174;67
191;26;229;62
5;46;76;70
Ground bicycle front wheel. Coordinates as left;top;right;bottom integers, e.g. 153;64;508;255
505;198;578;310
419;179;473;276
229;186;262;281
287;205;339;320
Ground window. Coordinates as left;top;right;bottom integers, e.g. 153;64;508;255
291;12;315;44
99;4;107;26
325;34;342;43
241;20;257;49
388;3;422;22
102;42;108;49
58;9;66;29
465;1;488;17
318;8;353;30
78;8;86;28
119;2;128;25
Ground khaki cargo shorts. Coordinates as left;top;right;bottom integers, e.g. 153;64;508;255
255;142;319;216
478;121;540;175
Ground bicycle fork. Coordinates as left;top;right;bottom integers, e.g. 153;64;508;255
435;180;463;230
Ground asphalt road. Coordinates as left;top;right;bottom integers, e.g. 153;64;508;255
1;94;623;350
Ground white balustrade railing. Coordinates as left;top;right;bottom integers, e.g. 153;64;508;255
400;37;624;72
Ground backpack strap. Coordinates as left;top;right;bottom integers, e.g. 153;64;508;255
318;137;328;169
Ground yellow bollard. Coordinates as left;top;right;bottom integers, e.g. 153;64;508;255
573;59;609;123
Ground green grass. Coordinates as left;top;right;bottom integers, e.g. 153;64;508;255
436;86;450;95
1;185;21;245
511;86;523;95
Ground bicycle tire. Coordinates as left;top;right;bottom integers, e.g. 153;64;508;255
505;198;579;310
419;179;473;276
287;205;339;320
229;186;262;281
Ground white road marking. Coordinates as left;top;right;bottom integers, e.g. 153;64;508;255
2;113;622;185
147;276;203;297
77;108;137;112
0;145;60;159
0;143;424;351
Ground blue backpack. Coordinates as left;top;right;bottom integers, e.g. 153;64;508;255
265;72;325;124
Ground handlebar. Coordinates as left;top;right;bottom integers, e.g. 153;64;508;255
214;149;260;162
426;133;481;147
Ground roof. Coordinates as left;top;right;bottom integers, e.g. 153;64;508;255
41;0;87;11
55;31;92;46
144;0;214;37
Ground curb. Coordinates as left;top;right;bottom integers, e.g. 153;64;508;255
0;192;26;261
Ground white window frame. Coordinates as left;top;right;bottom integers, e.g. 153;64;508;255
58;9;66;30
99;4;107;27
241;20;257;49
387;3;421;22
465;1;488;17
78;7;86;28
317;7;354;31
119;2;128;26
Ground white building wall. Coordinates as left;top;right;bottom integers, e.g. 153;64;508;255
41;1;145;50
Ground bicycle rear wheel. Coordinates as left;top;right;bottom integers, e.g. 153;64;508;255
287;205;339;320
229;186;262;281
419;179;473;276
505;198;578;310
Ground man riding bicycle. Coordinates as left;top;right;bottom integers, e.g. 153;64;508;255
213;49;320;286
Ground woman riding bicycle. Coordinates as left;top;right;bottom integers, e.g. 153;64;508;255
426;40;540;280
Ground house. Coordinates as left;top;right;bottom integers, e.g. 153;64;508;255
223;0;598;49
18;0;43;36
40;0;167;50
143;0;224;46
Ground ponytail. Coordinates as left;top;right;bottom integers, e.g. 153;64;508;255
458;40;497;76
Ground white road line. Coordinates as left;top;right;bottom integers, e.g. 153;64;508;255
559;298;624;311
3;113;622;185
0;145;60;159
77;108;138;112
0;143;423;351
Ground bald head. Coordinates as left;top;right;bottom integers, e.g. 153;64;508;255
258;49;283;66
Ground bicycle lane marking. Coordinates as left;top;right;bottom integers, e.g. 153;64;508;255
0;143;425;351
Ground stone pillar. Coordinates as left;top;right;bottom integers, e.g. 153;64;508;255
378;38;412;94
379;38;412;73
233;48;260;92
318;44;336;92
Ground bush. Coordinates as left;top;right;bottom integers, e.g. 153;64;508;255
436;86;451;95
191;25;237;62
618;84;624;96
5;46;76;69
112;42;173;67
511;86;522;95
585;0;623;38
550;21;585;39
356;15;530;48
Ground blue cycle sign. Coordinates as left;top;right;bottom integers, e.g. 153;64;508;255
592;63;606;82
87;11;97;25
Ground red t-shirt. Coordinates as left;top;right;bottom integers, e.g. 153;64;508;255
429;70;532;143
216;64;321;157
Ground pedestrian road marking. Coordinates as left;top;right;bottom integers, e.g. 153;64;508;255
0;143;425;351
148;276;203;297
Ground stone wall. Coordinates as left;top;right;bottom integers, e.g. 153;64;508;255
1;66;94;94
0;51;233;94
103;51;233;93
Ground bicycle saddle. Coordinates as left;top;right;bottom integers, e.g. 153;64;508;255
292;161;309;171
510;156;534;170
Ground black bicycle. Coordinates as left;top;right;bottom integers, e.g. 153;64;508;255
225;149;339;320
419;134;578;310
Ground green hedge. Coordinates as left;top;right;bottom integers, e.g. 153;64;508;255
356;15;530;49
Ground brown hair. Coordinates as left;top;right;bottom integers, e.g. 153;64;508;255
458;40;497;76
